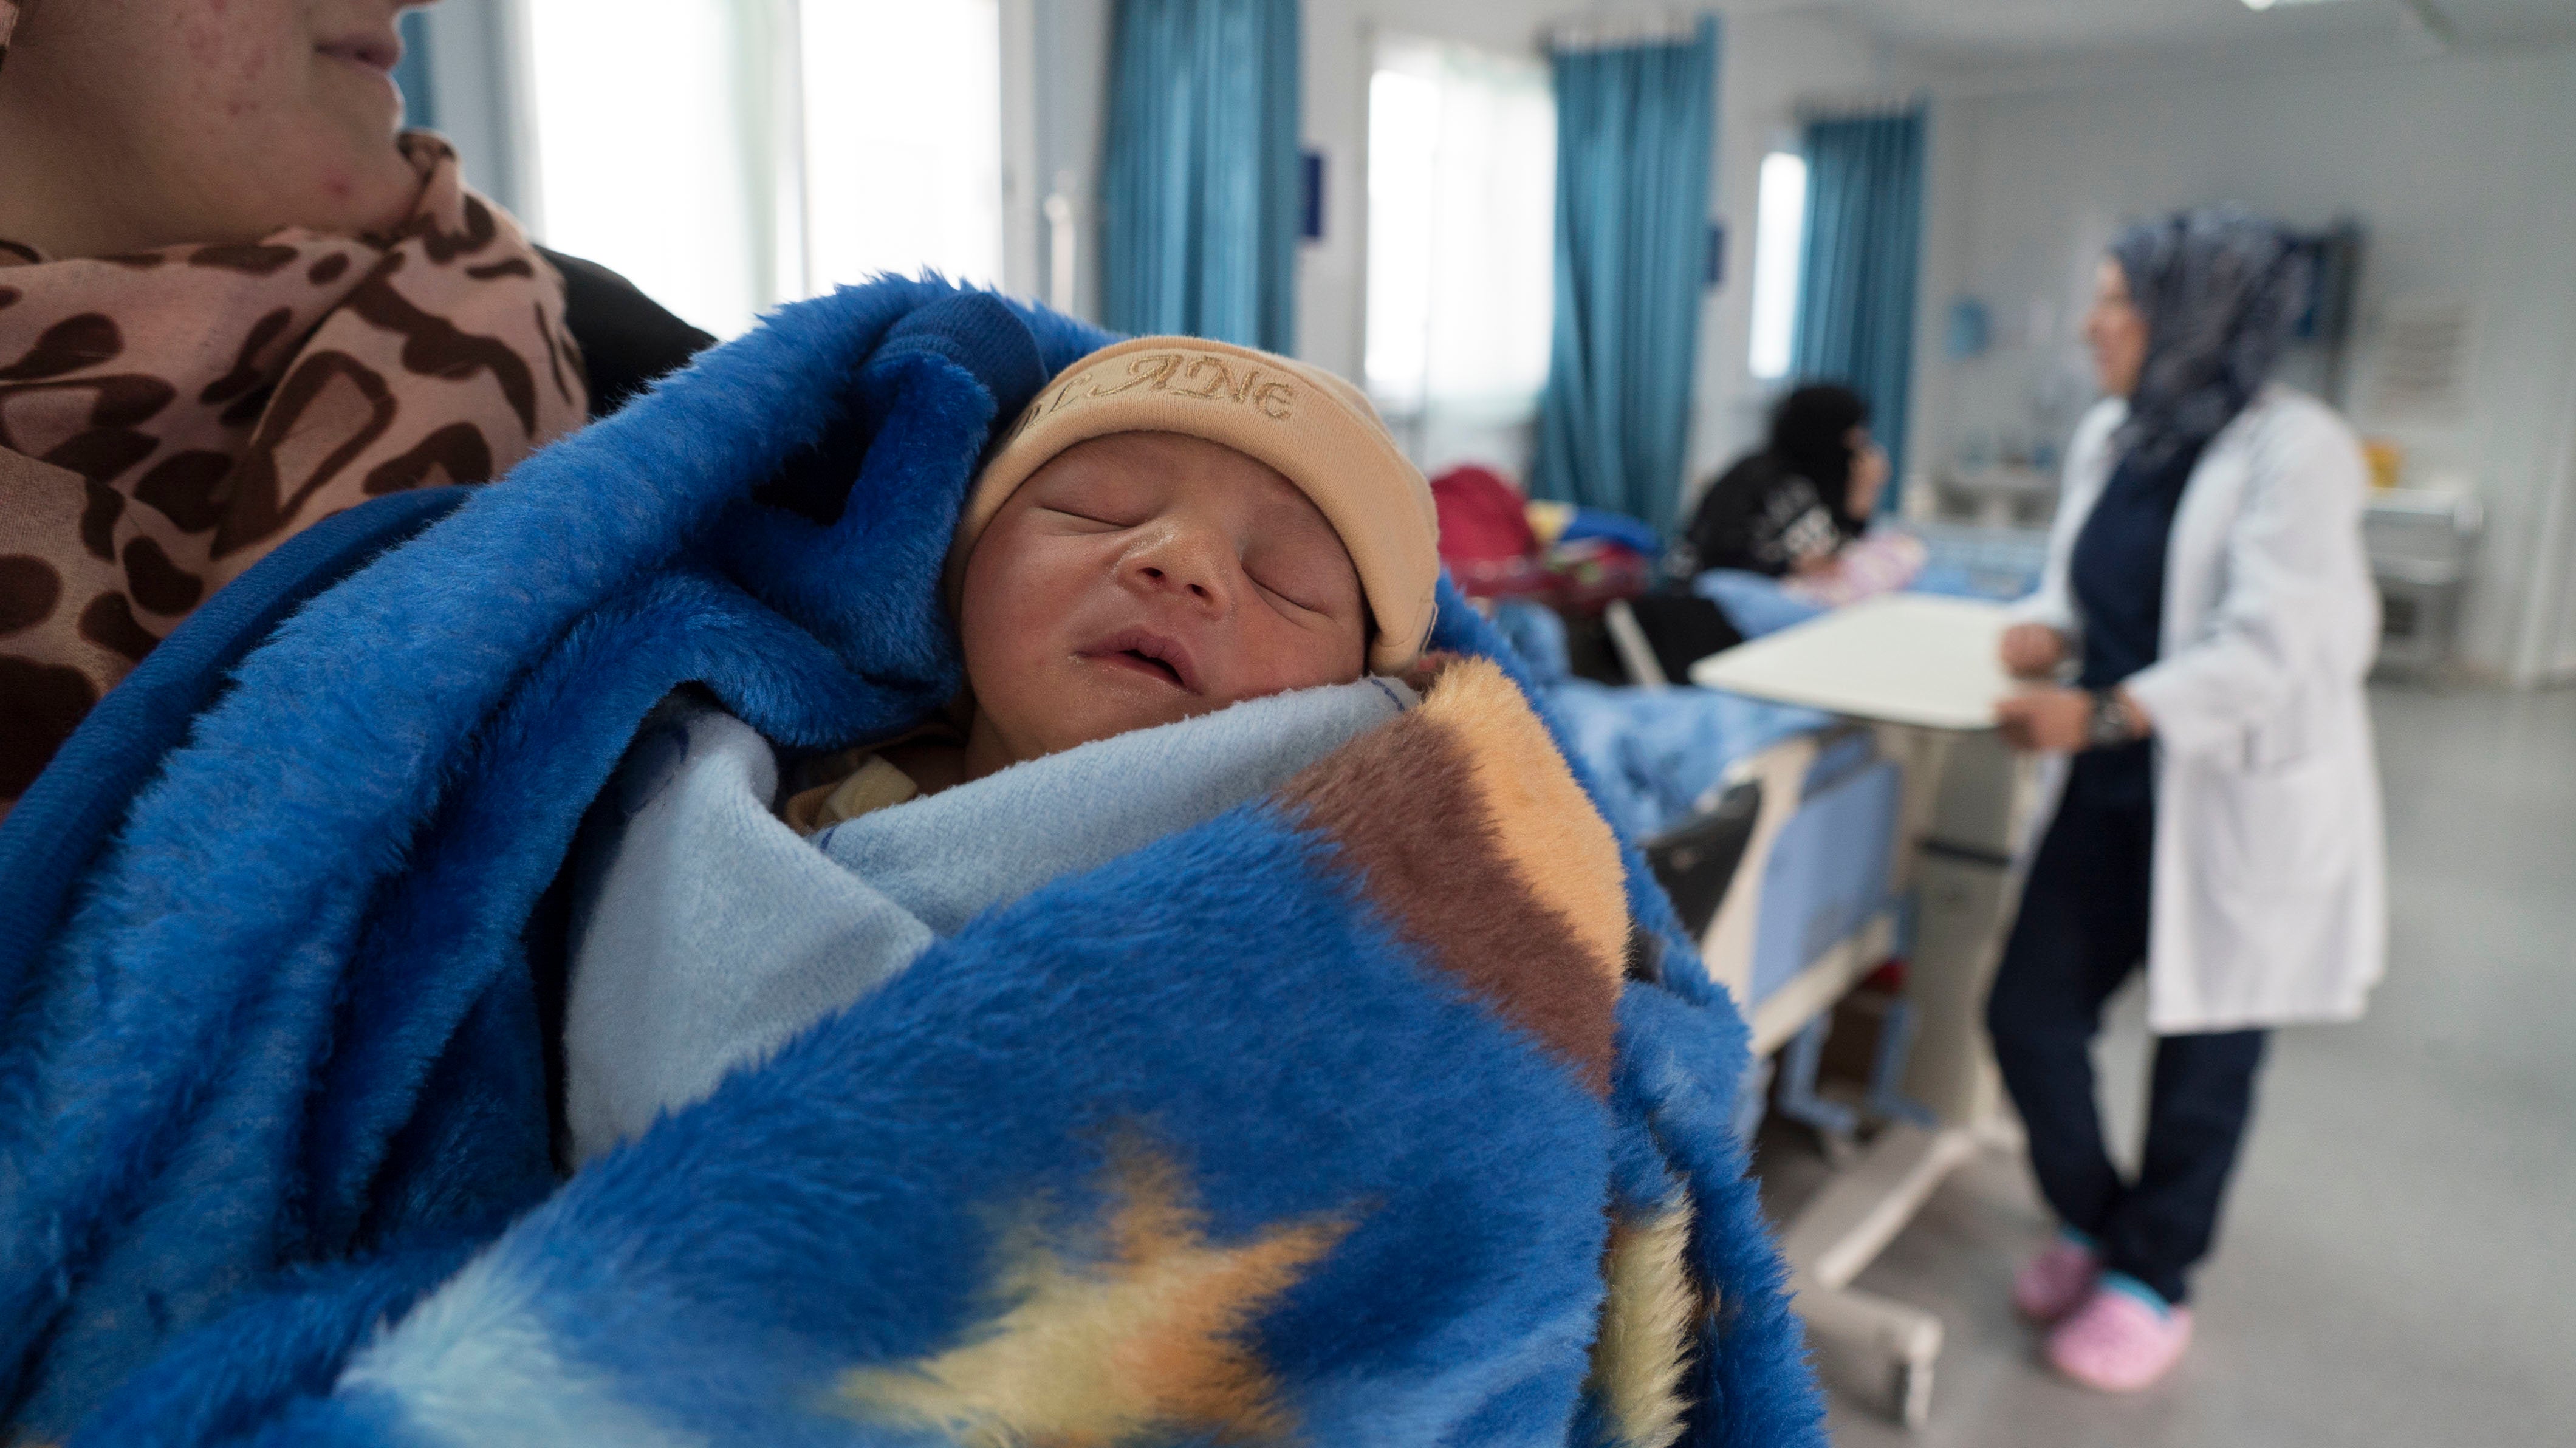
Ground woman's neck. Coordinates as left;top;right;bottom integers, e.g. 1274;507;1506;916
0;131;168;258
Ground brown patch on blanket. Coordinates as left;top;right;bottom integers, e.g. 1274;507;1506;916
838;1140;1349;1447
1280;655;1628;1093
1416;658;1632;983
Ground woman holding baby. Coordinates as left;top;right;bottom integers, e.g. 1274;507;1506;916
0;0;705;811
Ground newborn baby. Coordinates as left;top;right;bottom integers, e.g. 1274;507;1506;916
783;336;1438;828
568;337;1441;1162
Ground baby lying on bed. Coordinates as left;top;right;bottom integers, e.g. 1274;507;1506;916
566;338;1441;1163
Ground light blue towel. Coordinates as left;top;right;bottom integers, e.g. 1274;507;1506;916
1548;679;1826;838
1487;596;1823;838
1691;568;1828;639
564;678;1416;1164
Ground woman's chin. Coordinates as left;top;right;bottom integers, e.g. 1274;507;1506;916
290;134;426;237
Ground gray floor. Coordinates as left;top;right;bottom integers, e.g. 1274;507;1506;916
1758;683;2576;1446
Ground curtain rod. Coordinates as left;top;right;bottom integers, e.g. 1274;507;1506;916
1541;9;1713;54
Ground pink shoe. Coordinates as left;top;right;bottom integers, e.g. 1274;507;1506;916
2046;1277;2193;1392
2011;1234;2100;1323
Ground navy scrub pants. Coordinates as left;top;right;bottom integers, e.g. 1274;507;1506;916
1985;775;2267;1306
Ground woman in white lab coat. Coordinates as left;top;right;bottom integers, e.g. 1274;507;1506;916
1984;208;2386;1392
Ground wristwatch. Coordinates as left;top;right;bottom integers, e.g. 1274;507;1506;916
2084;689;2140;750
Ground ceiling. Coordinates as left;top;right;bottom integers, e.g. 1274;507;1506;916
1737;0;2576;66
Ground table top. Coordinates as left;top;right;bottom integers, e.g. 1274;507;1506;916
1688;593;2023;731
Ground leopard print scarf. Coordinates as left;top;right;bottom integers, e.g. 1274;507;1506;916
0;132;589;808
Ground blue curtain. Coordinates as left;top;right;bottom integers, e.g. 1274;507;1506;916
1790;108;1927;493
1100;0;1300;350
1533;17;1720;532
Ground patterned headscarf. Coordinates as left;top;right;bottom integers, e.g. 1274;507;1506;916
1;134;587;808
2107;207;2308;482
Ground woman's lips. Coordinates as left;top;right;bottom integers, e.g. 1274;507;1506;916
317;34;403;73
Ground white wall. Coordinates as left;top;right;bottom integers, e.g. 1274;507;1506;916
2542;401;2576;681
1909;43;2576;681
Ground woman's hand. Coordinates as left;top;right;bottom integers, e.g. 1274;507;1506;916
1995;687;2092;753
1995;686;2152;753
1999;623;2069;678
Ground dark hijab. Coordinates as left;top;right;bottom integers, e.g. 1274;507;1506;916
2107;207;2308;484
1767;384;1872;536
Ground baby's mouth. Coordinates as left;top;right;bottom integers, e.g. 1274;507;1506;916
1115;649;1185;688
1081;628;1202;694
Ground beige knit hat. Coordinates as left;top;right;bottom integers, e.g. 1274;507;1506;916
951;336;1440;674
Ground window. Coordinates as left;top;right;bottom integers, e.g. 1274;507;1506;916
1747;149;1809;380
524;0;1002;340
1363;37;1556;428
798;0;1004;296
526;0;762;337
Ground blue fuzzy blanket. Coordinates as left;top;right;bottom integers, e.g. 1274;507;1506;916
566;680;1416;1166
0;279;1822;1447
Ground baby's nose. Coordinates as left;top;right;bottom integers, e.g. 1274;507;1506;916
1126;530;1232;608
1136;563;1215;602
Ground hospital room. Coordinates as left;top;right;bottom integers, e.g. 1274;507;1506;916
0;0;2569;1442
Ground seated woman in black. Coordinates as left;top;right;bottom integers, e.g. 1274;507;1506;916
1680;384;1889;577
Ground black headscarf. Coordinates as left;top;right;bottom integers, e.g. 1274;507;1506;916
1767;383;1871;536
2107;207;2308;485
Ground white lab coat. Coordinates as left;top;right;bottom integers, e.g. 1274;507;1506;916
2012;386;2387;1033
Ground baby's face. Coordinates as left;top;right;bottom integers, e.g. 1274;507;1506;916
957;431;1368;768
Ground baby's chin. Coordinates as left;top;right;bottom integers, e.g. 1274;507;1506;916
1017;672;1351;762
1035;691;1219;757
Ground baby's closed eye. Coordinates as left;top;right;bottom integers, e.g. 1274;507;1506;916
1252;572;1329;613
1247;546;1357;618
1030;469;1154;527
1043;504;1140;530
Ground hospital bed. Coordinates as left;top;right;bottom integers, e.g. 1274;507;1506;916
1550;547;2049;1427
1584;666;1946;1425
1507;597;1927;1150
1498;592;1919;1056
1503;596;1970;1087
